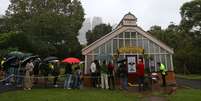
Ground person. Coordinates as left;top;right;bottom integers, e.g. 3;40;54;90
149;57;155;72
90;60;97;88
24;60;34;90
107;61;115;89
119;61;128;90
94;60;101;88
157;62;167;87
0;58;5;80
33;58;40;84
64;63;73;89
52;62;60;87
73;66;81;89
137;59;145;92
101;60;109;89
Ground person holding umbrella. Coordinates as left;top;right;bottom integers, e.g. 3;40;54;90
64;63;73;89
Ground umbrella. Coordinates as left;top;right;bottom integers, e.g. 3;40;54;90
7;51;24;58
43;56;59;62
117;58;127;63
21;55;38;65
62;57;80;64
3;56;17;65
48;60;59;63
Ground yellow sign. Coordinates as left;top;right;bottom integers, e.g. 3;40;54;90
118;47;144;53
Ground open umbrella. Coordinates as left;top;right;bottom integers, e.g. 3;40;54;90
43;56;59;62
21;55;38;65
7;51;24;59
62;57;80;64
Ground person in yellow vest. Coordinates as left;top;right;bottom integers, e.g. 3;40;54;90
157;62;167;87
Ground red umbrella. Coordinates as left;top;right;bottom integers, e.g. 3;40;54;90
62;57;80;64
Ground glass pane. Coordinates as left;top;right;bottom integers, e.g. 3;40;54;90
94;48;99;54
131;39;137;46
137;33;142;39
100;44;105;54
125;39;130;47
149;42;154;53
119;33;123;38
144;39;149;53
119;39;124;48
155;44;160;53
155;54;160;71
113;39;117;53
131;32;136;38
125;32;130;38
138;39;143;48
166;55;171;70
106;41;112;54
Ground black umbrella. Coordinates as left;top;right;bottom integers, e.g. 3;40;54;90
43;56;59;62
4;56;17;64
21;55;39;65
116;58;127;63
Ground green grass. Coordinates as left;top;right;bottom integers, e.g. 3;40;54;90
176;74;201;80
168;89;201;101
0;88;140;101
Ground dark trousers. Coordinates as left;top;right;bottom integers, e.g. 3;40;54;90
138;76;145;91
91;73;97;88
53;76;58;85
108;72;115;89
162;75;166;87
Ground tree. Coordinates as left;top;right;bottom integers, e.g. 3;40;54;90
1;0;85;58
86;24;112;45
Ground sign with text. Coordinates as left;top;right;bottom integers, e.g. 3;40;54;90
127;56;136;73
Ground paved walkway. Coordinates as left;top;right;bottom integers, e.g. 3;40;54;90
176;77;201;89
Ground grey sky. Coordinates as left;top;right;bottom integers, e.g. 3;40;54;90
0;0;191;30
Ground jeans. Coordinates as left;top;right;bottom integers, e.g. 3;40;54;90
121;76;128;90
91;73;97;88
138;76;145;91
73;74;80;88
64;74;72;89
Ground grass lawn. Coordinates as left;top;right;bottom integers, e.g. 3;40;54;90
0;88;200;101
168;89;201;101
176;74;201;80
0;88;140;101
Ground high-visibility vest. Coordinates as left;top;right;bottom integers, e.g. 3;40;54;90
1;60;5;67
160;63;166;75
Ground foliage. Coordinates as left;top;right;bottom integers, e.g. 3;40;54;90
148;0;201;74
0;0;85;58
86;24;112;45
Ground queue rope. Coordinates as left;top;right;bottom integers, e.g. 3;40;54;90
0;74;115;83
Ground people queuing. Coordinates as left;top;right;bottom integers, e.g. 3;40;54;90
0;55;169;92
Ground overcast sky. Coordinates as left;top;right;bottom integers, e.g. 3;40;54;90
0;0;192;30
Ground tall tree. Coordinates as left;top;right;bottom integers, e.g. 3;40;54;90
86;24;112;45
1;0;85;58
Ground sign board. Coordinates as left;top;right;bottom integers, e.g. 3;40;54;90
127;56;136;73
